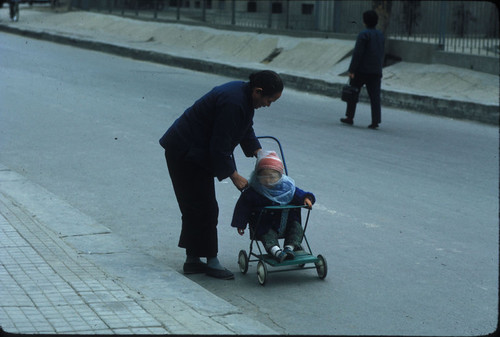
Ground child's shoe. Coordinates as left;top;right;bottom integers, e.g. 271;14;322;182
283;247;295;260
274;249;287;263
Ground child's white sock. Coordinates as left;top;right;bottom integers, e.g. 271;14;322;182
284;245;294;251
270;245;282;257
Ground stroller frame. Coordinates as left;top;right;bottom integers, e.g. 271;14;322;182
236;136;327;285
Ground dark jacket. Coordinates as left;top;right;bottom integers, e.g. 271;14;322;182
231;186;316;236
348;27;385;75
159;81;261;181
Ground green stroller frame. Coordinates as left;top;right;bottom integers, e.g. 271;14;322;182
236;136;327;285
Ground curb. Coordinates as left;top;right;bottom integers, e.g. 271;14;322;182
0;23;498;125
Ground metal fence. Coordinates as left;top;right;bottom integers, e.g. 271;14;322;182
72;0;499;57
388;1;499;56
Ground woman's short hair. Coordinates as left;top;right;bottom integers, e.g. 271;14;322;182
363;10;378;28
249;70;284;96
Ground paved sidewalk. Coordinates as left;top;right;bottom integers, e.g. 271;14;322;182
0;165;277;334
0;193;169;334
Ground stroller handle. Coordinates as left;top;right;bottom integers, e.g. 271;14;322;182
257;136;288;175
231;135;288;177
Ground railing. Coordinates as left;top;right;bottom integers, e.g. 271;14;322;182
72;0;499;57
388;1;499;56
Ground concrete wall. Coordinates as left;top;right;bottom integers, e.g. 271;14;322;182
386;39;437;64
432;51;500;75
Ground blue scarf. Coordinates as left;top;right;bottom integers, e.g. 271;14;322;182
249;171;296;205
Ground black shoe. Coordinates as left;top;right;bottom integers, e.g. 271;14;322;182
367;123;379;129
340;118;353;125
183;262;207;274
206;267;234;280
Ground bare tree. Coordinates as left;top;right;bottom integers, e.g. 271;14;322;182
372;0;392;35
403;0;422;36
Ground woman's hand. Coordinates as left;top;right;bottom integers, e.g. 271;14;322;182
230;171;248;191
304;197;313;209
238;228;245;236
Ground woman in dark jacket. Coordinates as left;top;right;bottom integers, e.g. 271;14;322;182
160;70;283;279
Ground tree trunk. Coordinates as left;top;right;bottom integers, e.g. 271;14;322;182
372;0;392;35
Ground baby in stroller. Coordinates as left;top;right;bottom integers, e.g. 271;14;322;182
231;151;315;263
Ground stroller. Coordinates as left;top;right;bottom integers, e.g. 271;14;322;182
236;136;327;285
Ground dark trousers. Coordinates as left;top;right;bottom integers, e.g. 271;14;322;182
345;73;382;124
259;220;304;252
9;1;19;20
164;150;219;258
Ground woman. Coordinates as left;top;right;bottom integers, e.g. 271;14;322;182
160;70;284;279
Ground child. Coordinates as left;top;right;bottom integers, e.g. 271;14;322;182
231;151;315;262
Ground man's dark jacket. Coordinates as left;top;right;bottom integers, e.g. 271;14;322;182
348;27;385;75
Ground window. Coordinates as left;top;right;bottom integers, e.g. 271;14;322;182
247;1;257;12
171;0;189;7
272;2;282;14
302;4;314;15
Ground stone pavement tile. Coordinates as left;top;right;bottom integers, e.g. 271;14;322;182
0;192;173;334
138;300;187;334
141;298;236;334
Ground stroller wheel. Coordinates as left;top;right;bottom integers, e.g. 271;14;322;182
257;261;268;286
315;254;327;279
238;250;248;274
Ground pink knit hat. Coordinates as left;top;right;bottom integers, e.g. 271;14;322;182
256;151;284;175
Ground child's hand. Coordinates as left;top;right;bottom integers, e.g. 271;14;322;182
238;228;245;236
304;198;312;209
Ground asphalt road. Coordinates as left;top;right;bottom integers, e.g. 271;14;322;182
1;32;498;335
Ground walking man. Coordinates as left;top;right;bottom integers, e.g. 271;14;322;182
341;10;385;129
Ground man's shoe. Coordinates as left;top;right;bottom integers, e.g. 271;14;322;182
340;118;353;125
206;267;234;280
368;123;379;129
183;262;207;274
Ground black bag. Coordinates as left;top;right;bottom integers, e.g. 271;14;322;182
341;80;359;103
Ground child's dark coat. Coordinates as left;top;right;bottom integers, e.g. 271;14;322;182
231;187;315;236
